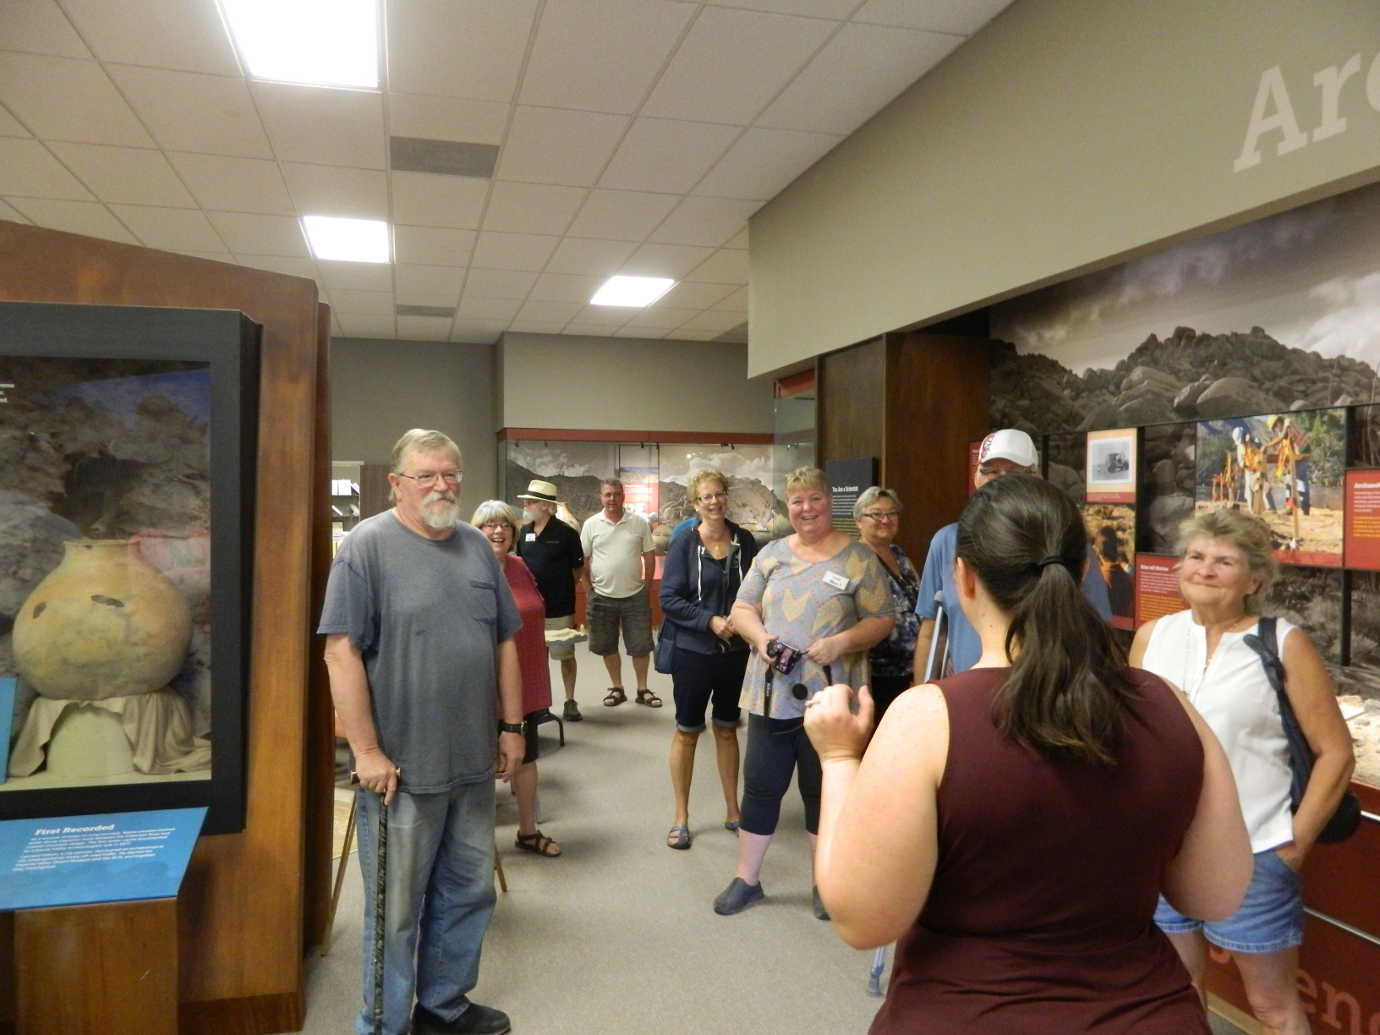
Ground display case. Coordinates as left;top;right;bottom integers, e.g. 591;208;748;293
0;302;258;834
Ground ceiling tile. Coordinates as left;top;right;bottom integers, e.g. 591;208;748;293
394;225;476;266
721;0;856;13
110;204;227;251
642;7;834;125
0;138;94;199
337;313;397;338
658;281;736;309
457;297;522;322
47;142;196;207
854;0;1012;35
483;182;586;235
174;250;236;264
390;171;488;229
232;253;320;279
520;0;696;113
7;198;138;243
599;118;739;194
0;199;30;222
471;231;560;271
388;93;511;145
451;320;507;344
387;0;538;101
0;54;153;146
648;196;758;247
109;66;271;158
508;320;568;334
253;83;386;168
330;288;396;315
758;22;960;134
395;315;453;340
63;0;240;75
710;286;748;312
0;1;90;58
567;304;629;325
317;260;393;291
620;242;714;279
724;227;748;249
694;127;839;200
168;153;294;214
676;308;747;333
395;263;465;306
207;211;309;256
622;305;701;329
464;268;538;299
0;104;30;137
686;248;749;284
515;299;582;324
567;189;679;242
497;107;629;187
282;163;389;220
544;237;637;276
529;272;602;304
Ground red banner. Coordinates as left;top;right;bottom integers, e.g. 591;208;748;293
1344;468;1380;570
1134;554;1184;627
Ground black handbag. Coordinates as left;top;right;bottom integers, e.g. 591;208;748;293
1242;617;1361;845
653;619;676;675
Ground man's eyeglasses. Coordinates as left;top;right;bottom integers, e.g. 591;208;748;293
696;492;728;503
860;511;898;522
397;471;461;486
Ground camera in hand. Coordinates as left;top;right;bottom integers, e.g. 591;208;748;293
764;637;803;676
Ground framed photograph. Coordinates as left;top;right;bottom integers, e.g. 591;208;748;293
1086;428;1137;503
0;302;258;834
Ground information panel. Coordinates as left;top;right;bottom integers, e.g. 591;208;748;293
1134;554;1185;626
1345;469;1380;570
0;806;206;910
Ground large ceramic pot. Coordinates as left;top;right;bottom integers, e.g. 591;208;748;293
12;538;193;701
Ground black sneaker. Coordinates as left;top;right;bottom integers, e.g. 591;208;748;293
813;885;830;921
413;1002;511;1034
713;876;764;915
563;698;582;722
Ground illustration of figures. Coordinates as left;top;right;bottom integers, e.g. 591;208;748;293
1242;434;1269;516
1266;415;1311;516
1212;444;1240;505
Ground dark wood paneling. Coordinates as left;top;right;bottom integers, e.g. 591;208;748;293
17;899;178;1035
0;220;320;1025
819;337;885;468
360;462;391;519
180;993;303;1035
885;333;992;562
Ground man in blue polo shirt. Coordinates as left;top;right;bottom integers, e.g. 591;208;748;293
912;428;1112;678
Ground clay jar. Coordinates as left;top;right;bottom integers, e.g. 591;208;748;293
13;538;193;700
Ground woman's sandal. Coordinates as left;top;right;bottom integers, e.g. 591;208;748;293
515;830;561;857
666;825;691;850
603;687;626;707
635;688;663;708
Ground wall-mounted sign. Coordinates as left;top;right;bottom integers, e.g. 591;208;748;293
1134;554;1185;626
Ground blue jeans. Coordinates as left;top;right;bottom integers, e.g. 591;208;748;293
1154;848;1303;954
354;781;498;1035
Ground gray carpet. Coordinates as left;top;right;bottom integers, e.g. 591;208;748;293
296;659;1250;1034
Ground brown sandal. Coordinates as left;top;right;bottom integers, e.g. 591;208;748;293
635;688;663;708
603;686;627;706
515;830;561;857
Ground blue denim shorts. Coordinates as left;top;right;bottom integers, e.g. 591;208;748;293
1154;848;1303;954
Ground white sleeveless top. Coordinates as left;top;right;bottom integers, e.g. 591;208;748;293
1141;609;1295;853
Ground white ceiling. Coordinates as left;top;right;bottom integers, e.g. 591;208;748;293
0;0;1012;345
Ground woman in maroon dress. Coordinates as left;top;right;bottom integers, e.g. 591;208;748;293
805;475;1251;1033
473;500;560;858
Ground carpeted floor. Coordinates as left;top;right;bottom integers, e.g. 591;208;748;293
298;659;1250;1035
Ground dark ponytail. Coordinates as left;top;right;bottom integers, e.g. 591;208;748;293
955;475;1130;764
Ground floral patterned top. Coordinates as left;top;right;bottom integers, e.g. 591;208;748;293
869;544;921;679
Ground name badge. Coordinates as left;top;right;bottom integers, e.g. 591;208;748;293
823;570;850;591
525;533;537;542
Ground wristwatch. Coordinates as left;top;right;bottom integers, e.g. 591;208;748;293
498;720;525;735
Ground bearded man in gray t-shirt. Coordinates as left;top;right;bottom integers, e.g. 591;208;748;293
320;429;524;1035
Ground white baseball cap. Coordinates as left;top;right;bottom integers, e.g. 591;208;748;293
978;429;1038;469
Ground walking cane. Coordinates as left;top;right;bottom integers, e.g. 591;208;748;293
353;768;400;1035
868;593;948;997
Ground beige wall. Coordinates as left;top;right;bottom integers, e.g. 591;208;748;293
330;337;497;507
499;332;773;432
749;0;1380;376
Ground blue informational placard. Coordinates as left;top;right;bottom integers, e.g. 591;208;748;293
0;806;207;910
0;677;14;783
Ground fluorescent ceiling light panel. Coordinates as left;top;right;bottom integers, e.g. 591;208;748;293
303;215;390;263
590;276;675;307
219;0;380;89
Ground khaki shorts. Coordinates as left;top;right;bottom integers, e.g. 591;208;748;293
545;614;576;660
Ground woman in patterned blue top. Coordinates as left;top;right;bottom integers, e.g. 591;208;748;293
854;487;921;721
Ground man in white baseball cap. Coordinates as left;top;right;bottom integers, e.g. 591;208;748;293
911;428;1112;677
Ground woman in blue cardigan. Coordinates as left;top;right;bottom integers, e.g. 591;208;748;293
660;468;760;850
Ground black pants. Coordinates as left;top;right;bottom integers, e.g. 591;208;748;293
869;673;913;725
740;713;821;836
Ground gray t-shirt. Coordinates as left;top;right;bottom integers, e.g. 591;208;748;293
317;511;521;793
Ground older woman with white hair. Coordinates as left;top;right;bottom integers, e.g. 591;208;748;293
474;499;561;857
854;486;920;720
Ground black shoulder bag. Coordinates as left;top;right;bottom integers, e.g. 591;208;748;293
1242;617;1361;845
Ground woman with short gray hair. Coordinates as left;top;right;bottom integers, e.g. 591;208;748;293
854;487;921;720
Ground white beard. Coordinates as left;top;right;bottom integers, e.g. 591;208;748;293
420;492;460;530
